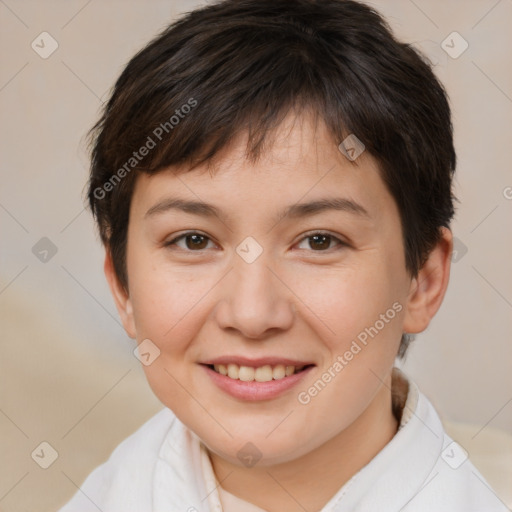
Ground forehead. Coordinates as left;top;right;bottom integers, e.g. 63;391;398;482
131;111;398;226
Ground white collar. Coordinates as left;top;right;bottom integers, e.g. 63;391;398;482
153;368;445;512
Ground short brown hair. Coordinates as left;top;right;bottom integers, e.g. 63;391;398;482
87;0;457;358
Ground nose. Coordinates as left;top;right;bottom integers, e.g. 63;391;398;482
213;254;295;339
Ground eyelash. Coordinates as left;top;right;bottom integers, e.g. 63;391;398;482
164;231;348;253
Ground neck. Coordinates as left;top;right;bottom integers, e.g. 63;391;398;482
209;375;399;512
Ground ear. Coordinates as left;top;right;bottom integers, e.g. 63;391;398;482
104;249;137;339
402;227;453;334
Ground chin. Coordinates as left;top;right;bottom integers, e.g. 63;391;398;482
199;424;322;468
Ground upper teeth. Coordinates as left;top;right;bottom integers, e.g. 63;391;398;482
213;363;304;382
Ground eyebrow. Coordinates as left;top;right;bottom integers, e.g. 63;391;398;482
144;196;371;222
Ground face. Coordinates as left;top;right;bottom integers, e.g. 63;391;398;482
108;112;427;467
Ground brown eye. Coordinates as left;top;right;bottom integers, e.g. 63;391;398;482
309;234;332;250
296;232;346;252
165;232;214;251
184;234;209;250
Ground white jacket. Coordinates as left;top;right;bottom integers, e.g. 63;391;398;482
58;372;508;512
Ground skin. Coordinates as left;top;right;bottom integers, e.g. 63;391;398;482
105;111;453;512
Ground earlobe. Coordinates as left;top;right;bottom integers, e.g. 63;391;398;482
103;249;137;339
402;227;453;334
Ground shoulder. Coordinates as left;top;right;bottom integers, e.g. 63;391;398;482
57;407;177;512
101;406;176;466
409;431;509;511
378;370;509;512
404;388;508;511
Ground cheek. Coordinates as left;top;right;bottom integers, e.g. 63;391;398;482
293;267;403;442
128;260;219;353
127;265;214;411
289;262;402;354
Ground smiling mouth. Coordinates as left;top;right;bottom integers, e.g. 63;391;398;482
206;363;313;382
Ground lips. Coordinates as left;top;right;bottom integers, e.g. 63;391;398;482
202;361;314;401
200;356;314;398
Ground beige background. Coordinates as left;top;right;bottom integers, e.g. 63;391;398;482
0;1;511;511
